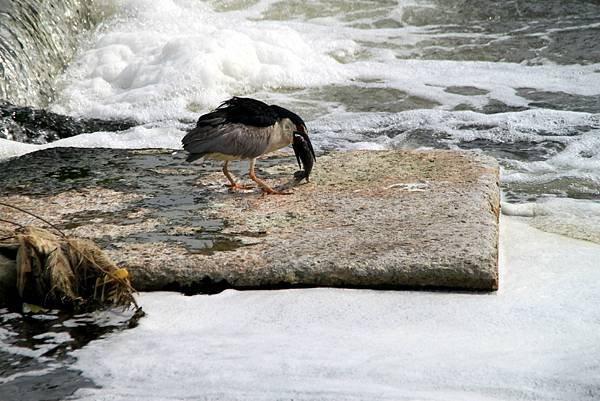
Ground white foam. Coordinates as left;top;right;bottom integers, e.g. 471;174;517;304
544;130;600;172
51;0;348;122
500;126;600;196
0;126;185;160
316;108;599;137
346;59;600;110
315;108;599;148
48;0;600;122
502;198;600;244
69;216;600;401
0;139;38;160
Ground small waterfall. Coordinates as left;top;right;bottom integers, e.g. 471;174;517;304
0;0;104;107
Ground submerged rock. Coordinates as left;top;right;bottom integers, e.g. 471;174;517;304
0;102;137;144
0;147;499;292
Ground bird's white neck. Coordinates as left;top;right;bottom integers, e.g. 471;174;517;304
264;121;293;154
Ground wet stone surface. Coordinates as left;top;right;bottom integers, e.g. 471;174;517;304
0;147;500;292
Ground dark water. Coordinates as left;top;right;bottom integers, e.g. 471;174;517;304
0;307;139;401
399;0;600;64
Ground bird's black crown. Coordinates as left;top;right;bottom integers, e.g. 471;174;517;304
269;105;307;132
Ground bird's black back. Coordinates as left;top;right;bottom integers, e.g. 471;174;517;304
196;97;278;128
195;97;306;129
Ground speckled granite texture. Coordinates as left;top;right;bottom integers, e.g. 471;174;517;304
0;148;499;292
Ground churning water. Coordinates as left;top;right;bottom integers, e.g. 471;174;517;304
1;0;600;399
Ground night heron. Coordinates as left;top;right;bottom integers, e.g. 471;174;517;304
182;97;316;194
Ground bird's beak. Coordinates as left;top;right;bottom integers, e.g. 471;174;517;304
292;130;316;182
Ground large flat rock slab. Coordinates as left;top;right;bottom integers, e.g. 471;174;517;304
0;148;499;291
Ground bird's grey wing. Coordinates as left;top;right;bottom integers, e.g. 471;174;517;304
183;123;272;161
182;115;225;147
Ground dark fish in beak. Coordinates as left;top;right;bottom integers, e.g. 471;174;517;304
292;130;316;182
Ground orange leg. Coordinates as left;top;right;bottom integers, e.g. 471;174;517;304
222;161;253;190
248;159;291;195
